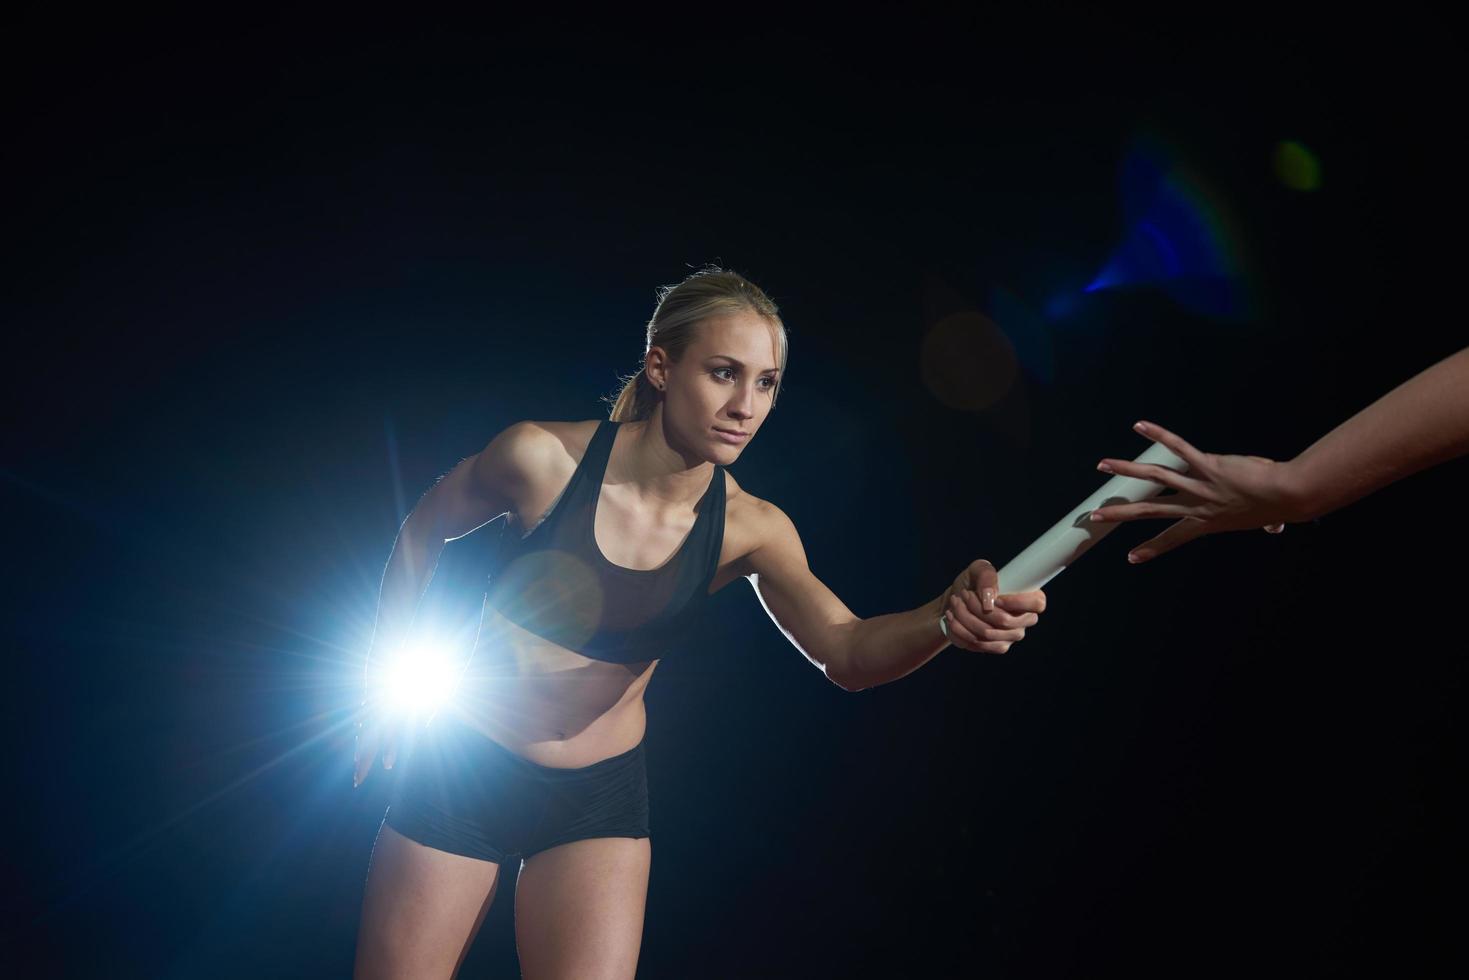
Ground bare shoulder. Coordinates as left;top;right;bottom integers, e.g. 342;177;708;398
479;419;597;484
721;476;802;579
466;420;592;524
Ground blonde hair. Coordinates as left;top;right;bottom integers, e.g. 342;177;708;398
606;266;787;422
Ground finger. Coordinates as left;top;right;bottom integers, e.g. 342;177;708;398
969;562;999;611
1091;494;1207;524
1095;459;1212;498
946;613;1010;654
1127;518;1209;564
949;594;1025;643
959;589;1026;628
948;595;999;642
1133;421;1210;474
995;591;1046;614
972;603;1038;630
942;609;985;650
957;589;986;621
988;609;1040;628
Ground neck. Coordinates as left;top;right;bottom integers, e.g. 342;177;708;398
613;411;717;507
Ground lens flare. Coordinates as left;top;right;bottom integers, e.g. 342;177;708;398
1083;134;1258;322
919;311;1019;412
370;642;462;716
1273;140;1322;191
488;549;604;648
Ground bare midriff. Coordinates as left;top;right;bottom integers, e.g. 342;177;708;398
453;602;660;769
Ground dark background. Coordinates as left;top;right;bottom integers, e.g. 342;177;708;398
5;11;1464;978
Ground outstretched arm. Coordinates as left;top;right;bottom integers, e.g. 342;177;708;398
738;499;1045;692
1285;345;1469;517
1091;346;1469;562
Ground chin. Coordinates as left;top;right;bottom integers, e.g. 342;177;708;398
701;445;732;466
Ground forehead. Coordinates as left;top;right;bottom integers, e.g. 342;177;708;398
690;311;781;368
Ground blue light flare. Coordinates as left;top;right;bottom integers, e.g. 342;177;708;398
1081;135;1258;322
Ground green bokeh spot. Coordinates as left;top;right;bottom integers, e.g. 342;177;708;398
1274;141;1322;191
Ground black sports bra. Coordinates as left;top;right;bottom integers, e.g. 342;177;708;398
483;419;726;664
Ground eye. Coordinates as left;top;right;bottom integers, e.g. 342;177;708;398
712;367;778;390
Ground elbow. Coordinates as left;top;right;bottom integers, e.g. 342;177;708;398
824;626;869;692
826;664;868;694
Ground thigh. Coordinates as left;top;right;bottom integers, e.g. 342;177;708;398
355;822;501;980
514;837;652;980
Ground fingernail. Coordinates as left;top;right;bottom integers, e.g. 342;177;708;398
1127;552;1142;564
1097;462;1114;474
1090;511;1104;522
1133;422;1148;434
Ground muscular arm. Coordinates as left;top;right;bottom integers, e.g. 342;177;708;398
356;421;554;784
1283;346;1469;520
365;420;545;670
740;500;950;692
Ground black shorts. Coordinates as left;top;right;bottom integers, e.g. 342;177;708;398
385;716;650;864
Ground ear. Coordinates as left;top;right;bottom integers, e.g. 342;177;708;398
645;346;671;391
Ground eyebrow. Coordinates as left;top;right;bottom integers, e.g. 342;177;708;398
708;355;780;373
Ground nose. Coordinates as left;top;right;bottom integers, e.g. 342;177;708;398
726;383;755;421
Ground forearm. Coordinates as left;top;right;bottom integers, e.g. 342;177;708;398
1282;347;1469;521
834;592;949;692
365;513;446;673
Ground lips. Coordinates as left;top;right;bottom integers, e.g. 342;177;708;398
713;427;749;442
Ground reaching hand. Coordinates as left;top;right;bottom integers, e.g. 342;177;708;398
1089;421;1300;564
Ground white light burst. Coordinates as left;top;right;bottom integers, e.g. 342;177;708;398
371;642;461;716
